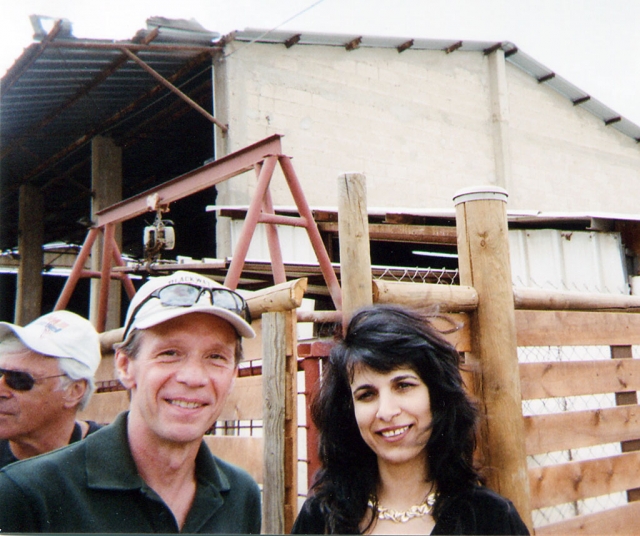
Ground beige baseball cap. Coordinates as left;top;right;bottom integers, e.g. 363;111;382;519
0;310;101;375
122;271;255;342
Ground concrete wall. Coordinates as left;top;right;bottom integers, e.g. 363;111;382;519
213;41;640;235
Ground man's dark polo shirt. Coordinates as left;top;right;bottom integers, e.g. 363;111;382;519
0;411;262;533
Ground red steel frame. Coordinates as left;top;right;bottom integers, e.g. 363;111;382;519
55;135;342;331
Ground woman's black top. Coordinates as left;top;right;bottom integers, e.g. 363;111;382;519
291;485;530;535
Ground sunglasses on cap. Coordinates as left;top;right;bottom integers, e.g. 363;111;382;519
123;283;251;340
0;368;67;391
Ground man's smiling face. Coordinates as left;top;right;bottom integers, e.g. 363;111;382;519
117;312;238;447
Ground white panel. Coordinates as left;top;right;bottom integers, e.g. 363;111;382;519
509;229;627;295
230;220;317;264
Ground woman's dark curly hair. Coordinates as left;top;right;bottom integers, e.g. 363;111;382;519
308;304;481;534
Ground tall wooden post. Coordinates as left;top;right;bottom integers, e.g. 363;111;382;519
15;184;43;325
453;186;532;530
91;135;122;330
262;311;298;534
337;173;372;327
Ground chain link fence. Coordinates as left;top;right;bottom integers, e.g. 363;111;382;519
520;345;631;529
373;265;459;285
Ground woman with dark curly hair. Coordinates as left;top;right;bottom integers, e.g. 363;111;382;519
291;304;529;535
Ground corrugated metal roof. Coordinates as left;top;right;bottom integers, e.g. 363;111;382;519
0;16;221;250
229;29;640;143
1;16;220;184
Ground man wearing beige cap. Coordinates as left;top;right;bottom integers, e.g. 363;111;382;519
0;271;261;534
0;310;102;468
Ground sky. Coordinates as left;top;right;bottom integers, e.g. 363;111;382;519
0;0;639;126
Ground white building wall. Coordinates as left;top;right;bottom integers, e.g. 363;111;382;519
214;40;640;253
507;66;640;212
217;43;497;210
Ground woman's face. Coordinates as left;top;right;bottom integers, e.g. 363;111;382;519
350;363;433;472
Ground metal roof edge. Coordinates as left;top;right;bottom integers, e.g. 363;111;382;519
209;204;640;224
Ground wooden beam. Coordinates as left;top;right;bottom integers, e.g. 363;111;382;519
514;287;640;311
454;186;532;530
515;310;640;346
534;500;640;535
524;405;640;455
611;345;640;502
520;358;640;400
14;184;43;325
317;221;458;244
372;280;478;311
284;311;298;533
262;312;286;534
338;173;372;326
529;450;640;509
245;279;307;319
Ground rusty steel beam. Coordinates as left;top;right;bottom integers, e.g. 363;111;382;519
279;155;342;310
119;47;228;133
95;135;283;227
225;155;280;290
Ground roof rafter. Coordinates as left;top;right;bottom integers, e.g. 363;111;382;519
1;50;214;201
0;28;162;162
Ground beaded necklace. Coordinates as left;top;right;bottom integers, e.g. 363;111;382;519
368;491;436;523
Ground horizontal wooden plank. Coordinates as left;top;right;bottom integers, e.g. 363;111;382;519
218;375;263;421
535;500;640;535
373;280;478;312
520;359;640;400
203;435;263;484
514;287;640;312
78;390;129;425
516;310;640;346
525;405;640;455
529;450;640;509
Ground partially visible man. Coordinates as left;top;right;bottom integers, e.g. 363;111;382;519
0;309;102;468
0;271;261;534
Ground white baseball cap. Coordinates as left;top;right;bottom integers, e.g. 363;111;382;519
0;310;101;375
122;271;255;342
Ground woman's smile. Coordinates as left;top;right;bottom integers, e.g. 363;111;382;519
351;364;433;469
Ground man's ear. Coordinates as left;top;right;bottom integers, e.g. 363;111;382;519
115;348;136;390
62;379;87;410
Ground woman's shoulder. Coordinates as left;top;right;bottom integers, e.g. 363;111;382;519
291;496;326;535
436;485;530;535
460;485;518;508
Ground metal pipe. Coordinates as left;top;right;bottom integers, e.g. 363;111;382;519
54;229;99;310
279;156;342;310
119;47;228;133
224;155;279;289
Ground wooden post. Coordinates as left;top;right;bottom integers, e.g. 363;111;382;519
15;184;43;325
91;135;122;330
262;311;285;534
262;311;298;533
337;173;372;326
453;186;532;530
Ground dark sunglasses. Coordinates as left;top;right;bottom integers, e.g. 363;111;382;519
123;283;251;340
0;368;66;391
